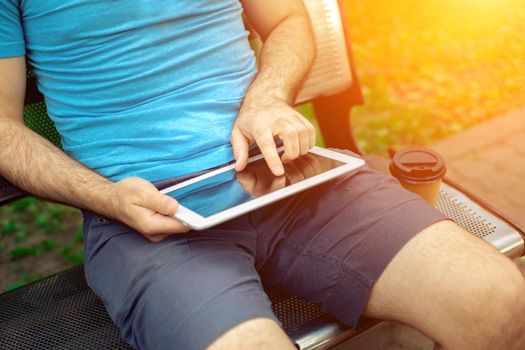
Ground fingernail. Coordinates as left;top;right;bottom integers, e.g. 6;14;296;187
273;165;284;175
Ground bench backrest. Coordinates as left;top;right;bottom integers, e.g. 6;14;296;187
296;0;353;103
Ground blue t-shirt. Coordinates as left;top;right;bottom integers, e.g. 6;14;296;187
0;1;257;182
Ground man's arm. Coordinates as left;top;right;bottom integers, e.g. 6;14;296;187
0;56;187;241
232;0;316;176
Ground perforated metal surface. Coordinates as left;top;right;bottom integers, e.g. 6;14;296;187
0;268;132;350
437;183;523;257
23;102;62;149
266;288;328;333
0;268;331;350
437;191;495;238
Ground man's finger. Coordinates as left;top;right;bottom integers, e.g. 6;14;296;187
294;118;310;156
275;120;300;162
254;131;284;176
141;212;190;236
231;126;250;172
139;189;179;216
147;234;169;243
295;113;317;150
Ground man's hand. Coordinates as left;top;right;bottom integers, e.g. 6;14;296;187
112;177;190;242
231;98;316;176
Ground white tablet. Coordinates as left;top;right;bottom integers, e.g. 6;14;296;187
161;147;365;230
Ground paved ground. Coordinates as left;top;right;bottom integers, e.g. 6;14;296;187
430;109;525;230
337;110;525;349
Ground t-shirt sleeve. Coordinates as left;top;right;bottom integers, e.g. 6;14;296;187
0;0;25;57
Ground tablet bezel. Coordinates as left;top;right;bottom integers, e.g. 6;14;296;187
160;146;366;230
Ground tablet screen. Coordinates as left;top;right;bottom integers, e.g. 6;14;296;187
165;153;345;218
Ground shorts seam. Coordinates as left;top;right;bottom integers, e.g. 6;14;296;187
328;267;347;311
331;268;372;326
251;209;266;266
284;242;342;266
328;265;372;313
284;242;373;287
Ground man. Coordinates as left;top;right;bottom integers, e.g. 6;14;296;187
0;1;524;349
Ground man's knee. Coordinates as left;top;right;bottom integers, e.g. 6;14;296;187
428;247;525;349
459;256;525;349
207;318;295;350
429;223;525;348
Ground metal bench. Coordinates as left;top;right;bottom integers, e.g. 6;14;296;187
1;0;523;349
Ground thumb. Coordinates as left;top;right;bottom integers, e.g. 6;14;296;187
141;191;179;216
231;126;250;172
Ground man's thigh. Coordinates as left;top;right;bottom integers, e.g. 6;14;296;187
255;163;447;327
82;212;278;350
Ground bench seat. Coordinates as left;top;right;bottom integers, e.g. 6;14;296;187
2;168;522;350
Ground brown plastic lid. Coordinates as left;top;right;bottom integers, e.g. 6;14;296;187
389;147;446;183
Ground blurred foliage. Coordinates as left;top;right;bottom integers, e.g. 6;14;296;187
346;0;525;152
0;197;83;292
4;273;43;292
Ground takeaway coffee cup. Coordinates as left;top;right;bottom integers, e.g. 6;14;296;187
389;147;446;207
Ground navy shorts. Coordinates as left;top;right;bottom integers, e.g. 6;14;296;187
82;154;447;350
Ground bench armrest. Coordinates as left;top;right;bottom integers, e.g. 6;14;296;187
0;177;28;207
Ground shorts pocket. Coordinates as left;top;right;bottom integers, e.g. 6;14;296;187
83;212;133;261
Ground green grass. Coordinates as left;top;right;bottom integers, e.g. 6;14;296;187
4;273;44;292
0;198;83;292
